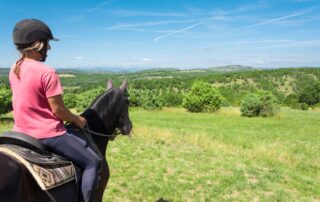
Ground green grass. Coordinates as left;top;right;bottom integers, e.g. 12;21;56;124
1;108;319;201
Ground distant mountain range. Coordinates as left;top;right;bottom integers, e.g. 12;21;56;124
2;65;316;74
54;65;257;73
62;67;149;73
208;65;257;72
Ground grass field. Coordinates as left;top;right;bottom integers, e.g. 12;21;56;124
1;108;319;201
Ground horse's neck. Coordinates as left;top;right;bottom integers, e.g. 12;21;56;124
82;109;109;157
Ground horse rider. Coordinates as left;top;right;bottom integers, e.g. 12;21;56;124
10;18;101;202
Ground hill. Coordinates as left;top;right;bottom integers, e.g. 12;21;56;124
208;65;256;72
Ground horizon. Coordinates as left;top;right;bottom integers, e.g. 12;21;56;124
1;0;320;69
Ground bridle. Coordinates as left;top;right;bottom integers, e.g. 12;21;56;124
82;124;121;139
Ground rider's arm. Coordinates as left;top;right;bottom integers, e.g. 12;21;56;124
47;94;86;128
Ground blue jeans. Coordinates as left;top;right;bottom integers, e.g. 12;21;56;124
40;132;101;202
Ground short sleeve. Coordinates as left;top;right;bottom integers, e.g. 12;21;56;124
42;71;63;98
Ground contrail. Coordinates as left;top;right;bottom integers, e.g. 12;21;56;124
86;0;115;13
241;11;307;29
154;16;224;42
154;22;204;42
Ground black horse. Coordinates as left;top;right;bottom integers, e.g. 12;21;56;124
0;80;132;202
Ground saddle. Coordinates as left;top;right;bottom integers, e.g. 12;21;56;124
0;131;76;190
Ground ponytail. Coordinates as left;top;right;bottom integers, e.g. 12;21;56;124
13;54;25;79
13;40;47;79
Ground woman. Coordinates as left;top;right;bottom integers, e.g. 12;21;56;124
10;18;100;202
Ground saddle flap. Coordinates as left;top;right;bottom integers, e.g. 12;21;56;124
0;131;49;155
0;144;76;190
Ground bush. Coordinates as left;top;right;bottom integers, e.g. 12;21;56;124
259;91;280;117
127;89;142;107
296;76;320;106
298;81;320;106
312;103;320;111
161;90;183;107
292;103;309;110
0;85;12;115
182;81;224;112
240;91;279;117
63;93;77;109
141;90;164;110
284;94;299;107
75;86;105;112
240;94;261;117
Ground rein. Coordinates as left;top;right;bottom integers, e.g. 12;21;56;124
82;124;120;139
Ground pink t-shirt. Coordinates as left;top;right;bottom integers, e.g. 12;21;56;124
9;59;66;139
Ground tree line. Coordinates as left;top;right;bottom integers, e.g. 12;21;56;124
1;67;320;117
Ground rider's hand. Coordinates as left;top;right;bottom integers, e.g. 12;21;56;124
75;115;87;128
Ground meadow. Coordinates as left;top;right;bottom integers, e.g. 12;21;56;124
1;107;320;202
100;107;320;202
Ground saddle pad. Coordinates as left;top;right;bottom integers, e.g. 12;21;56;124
0;145;76;190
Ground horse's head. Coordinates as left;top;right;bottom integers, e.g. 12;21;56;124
88;80;132;139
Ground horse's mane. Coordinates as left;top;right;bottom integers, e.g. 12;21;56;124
82;88;126;135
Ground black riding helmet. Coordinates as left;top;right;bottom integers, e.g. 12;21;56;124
13;18;59;45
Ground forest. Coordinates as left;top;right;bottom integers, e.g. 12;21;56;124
1;67;320;115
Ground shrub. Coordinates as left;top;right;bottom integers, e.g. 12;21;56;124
295;76;320;106
63;93;77;109
292;103;309;110
240;94;261;117
298;81;320;106
182;81;224;112
141;90;164;110
284;94;299;107
312;103;320;111
240;90;279;117
259;91;280;117
0;85;12;115
127;89;142;107
161;90;183;107
75;86;105;112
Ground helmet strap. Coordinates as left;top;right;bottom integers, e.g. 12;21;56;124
35;40;48;62
39;49;47;62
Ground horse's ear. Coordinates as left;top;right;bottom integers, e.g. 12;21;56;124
107;79;113;90
120;80;128;91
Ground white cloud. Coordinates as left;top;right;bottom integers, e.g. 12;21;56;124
239;39;320;47
140;58;150;62
72;56;84;60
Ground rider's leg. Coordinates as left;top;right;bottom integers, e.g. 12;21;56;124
40;132;101;202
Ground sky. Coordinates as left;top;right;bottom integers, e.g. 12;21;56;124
0;0;320;69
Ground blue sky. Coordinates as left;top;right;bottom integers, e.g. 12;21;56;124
0;0;320;69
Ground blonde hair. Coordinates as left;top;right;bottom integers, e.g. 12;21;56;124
13;41;47;79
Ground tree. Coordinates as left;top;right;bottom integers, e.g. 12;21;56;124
297;80;320;106
182;81;224;112
63;93;77;109
75;86;105;112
